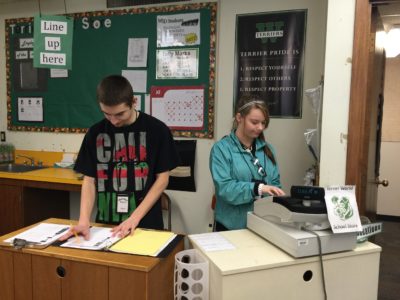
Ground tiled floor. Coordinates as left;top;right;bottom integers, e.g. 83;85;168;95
370;220;400;300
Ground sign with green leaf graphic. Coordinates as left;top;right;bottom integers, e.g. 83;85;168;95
331;196;354;220
324;186;362;234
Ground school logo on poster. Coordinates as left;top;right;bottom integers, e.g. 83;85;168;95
255;21;284;44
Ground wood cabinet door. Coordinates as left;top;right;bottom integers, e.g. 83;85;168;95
0;184;23;235
61;260;108;300
109;267;147;300
32;255;62;300
0;250;14;300
22;188;70;226
32;255;109;300
14;252;33;300
0;251;33;300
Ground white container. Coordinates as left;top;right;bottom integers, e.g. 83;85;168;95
174;249;209;300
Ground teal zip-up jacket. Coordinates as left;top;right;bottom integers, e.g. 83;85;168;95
209;131;282;230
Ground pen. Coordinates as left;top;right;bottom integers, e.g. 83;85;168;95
70;224;81;244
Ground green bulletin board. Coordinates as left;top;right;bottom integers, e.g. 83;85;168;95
5;2;217;138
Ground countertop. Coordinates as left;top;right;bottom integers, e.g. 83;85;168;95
0;167;82;187
189;229;382;275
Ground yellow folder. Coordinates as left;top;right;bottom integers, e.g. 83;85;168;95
109;228;176;256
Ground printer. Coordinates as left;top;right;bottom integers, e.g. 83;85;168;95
247;186;357;258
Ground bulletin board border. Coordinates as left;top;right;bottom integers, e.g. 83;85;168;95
5;2;217;138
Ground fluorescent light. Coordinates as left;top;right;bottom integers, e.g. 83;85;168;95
377;28;400;58
385;28;400;57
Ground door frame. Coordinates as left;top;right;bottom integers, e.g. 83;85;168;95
346;0;373;216
346;0;387;217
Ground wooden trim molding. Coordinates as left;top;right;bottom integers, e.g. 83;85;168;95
346;0;372;215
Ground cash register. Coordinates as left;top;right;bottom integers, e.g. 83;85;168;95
247;186;357;257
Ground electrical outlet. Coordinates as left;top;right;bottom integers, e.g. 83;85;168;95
0;131;5;142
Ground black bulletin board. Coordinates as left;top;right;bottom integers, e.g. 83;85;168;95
5;2;217;138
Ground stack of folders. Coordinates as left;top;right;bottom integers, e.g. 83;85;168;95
61;226;177;256
3;223;70;249
2;223;177;257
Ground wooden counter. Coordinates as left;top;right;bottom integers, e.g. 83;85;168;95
0;168;82;235
0;218;184;300
0;167;82;192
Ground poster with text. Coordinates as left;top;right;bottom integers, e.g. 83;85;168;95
157;13;200;47
156;49;199;79
234;10;306;118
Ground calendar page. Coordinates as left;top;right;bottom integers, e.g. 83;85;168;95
150;86;204;130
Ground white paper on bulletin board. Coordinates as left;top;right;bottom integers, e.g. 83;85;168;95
17;97;43;122
157;12;201;47
150;86;204;130
121;70;147;93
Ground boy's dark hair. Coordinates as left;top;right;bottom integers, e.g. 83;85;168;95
96;75;133;107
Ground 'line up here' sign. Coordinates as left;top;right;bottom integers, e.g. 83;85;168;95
33;15;73;69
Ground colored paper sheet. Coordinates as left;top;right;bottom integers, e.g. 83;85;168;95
110;228;176;256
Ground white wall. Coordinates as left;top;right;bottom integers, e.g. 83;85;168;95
319;0;355;186
0;0;332;234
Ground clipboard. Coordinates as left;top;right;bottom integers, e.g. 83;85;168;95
1;223;70;249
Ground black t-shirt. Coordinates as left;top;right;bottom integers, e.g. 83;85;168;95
74;112;179;229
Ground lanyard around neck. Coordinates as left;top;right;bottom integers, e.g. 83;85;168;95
230;134;267;179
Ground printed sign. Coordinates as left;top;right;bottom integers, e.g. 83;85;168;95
157;13;200;47
33;15;74;69
156;49;199;79
324;186;362;234
17;97;43;122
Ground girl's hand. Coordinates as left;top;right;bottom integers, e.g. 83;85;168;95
262;185;285;196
